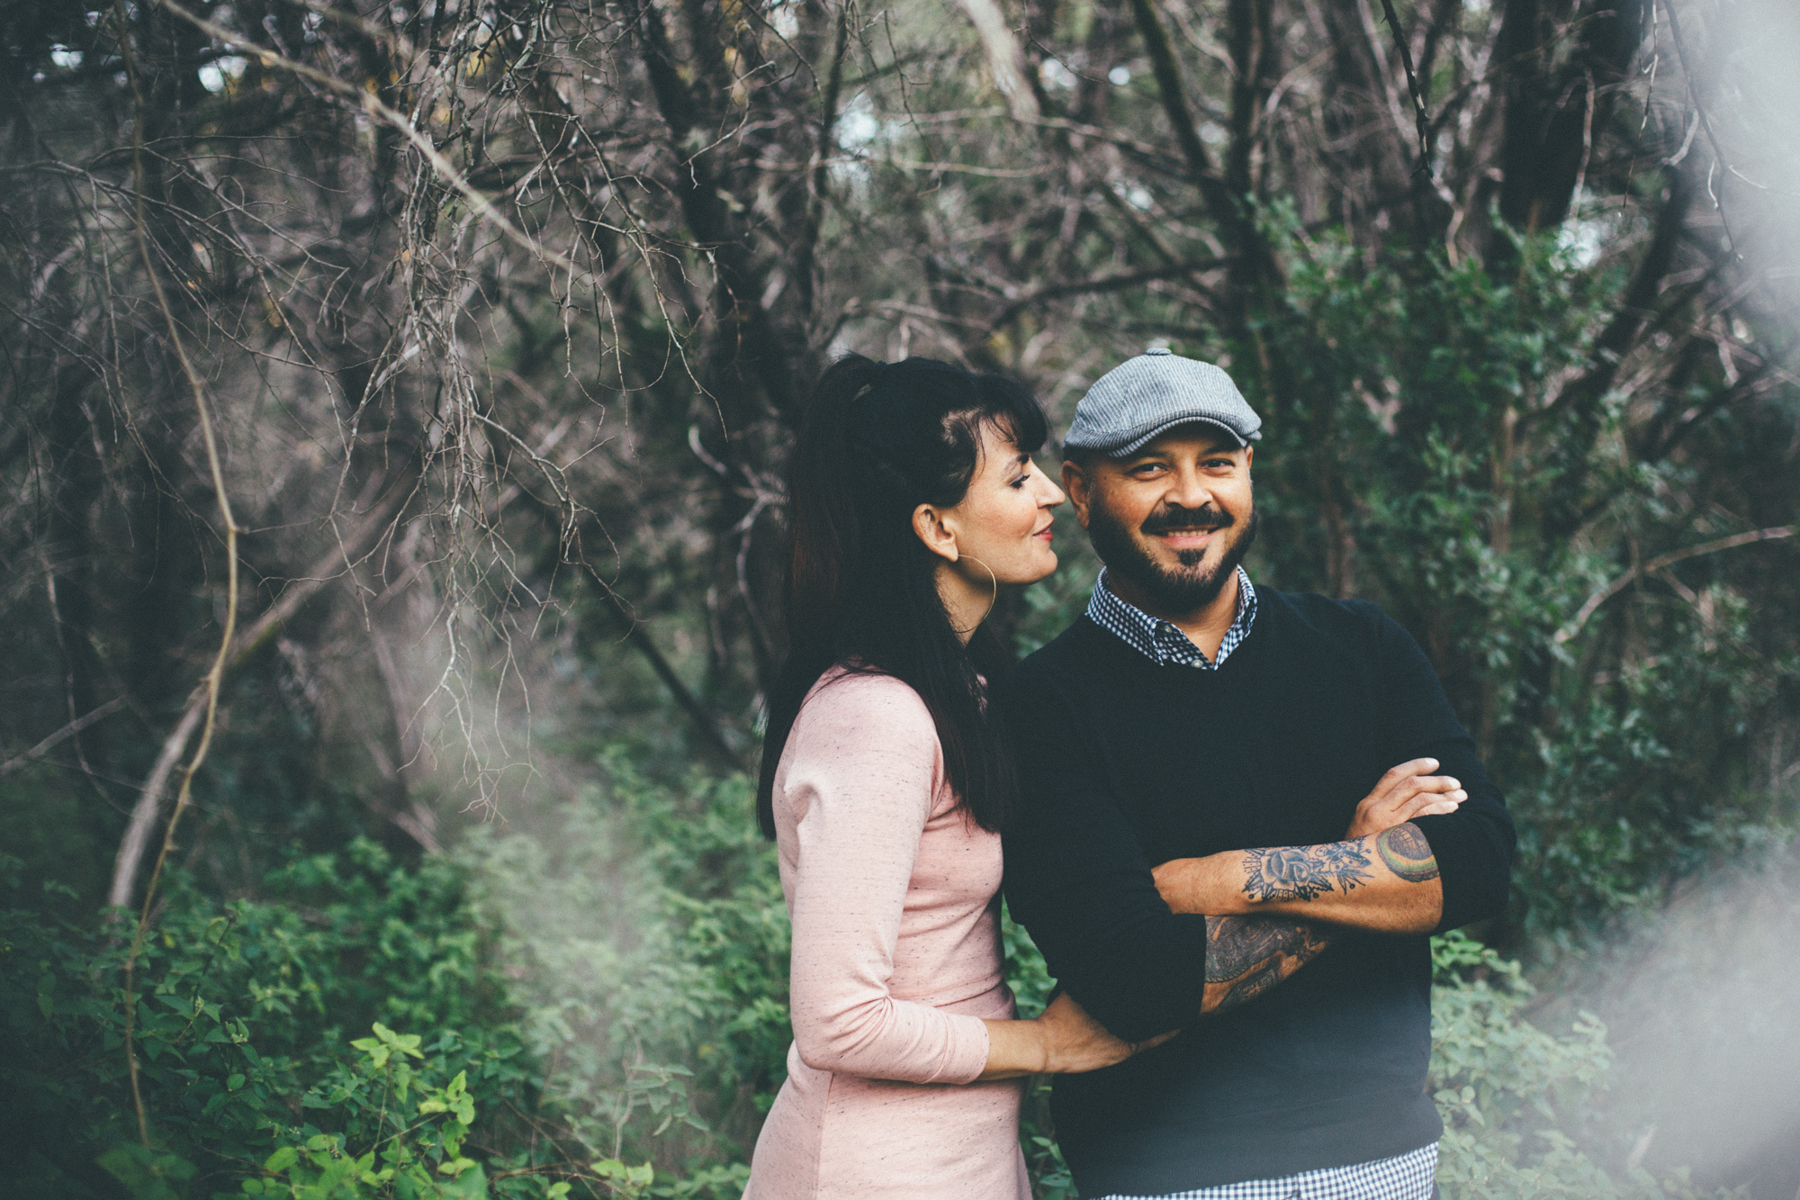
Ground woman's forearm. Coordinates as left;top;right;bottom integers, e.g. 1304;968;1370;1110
976;991;1176;1079
976;1018;1050;1079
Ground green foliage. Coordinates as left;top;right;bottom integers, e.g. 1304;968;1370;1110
1220;222;1800;947
0;846;570;1199
458;753;786;1194
0;764;1765;1200
1427;932;1739;1200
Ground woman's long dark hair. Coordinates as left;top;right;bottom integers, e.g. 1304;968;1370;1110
756;354;1049;838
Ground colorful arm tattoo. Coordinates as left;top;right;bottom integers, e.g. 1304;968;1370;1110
1375;822;1440;883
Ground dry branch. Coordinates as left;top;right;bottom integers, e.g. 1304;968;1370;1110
107;495;406;910
1555;526;1795;644
0;698;128;779
953;0;1041;124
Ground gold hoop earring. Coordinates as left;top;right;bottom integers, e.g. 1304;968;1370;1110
962;555;999;628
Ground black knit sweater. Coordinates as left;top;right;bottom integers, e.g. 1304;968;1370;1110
997;588;1515;1196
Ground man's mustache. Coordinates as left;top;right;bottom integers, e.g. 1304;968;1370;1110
1140;504;1234;535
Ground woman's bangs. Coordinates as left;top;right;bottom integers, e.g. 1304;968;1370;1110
968;374;1048;455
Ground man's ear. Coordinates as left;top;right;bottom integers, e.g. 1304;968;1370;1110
911;503;960;563
1061;460;1094;529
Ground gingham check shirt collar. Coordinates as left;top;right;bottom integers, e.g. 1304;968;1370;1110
1086;565;1258;669
1092;1142;1438;1200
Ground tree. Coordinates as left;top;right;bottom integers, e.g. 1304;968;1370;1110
2;0;1794;945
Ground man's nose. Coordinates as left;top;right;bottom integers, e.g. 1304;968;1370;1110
1165;467;1213;510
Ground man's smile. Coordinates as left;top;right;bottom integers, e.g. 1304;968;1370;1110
1140;504;1234;552
1149;527;1218;550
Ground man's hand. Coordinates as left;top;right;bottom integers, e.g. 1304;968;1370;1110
1344;758;1465;840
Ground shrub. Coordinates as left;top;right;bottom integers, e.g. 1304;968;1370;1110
0;847;568;1198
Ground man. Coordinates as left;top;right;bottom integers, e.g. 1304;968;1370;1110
998;349;1515;1199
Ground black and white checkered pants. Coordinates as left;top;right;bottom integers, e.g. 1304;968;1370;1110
1093;1142;1437;1200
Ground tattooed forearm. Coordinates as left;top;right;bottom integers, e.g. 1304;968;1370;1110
1241;841;1374;903
1202;915;1331;1014
1375;823;1440;883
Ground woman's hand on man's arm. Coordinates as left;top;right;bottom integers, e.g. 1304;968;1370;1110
977;993;1178;1080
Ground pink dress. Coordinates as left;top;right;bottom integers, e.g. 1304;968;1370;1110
743;670;1031;1200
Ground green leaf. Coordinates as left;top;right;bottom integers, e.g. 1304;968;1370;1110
227;1072;246;1091
265;1146;299;1172
440;1163;488;1199
96;1144;194;1200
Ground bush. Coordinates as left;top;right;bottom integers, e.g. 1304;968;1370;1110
0;846;566;1198
1427;931;1739;1200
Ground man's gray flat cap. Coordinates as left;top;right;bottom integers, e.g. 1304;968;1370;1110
1064;348;1262;456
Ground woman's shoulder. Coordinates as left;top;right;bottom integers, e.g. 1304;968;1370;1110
797;666;937;736
780;668;947;817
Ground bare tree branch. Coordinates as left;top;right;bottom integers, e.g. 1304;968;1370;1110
108;493;405;911
1555;527;1795;644
0;698;128;779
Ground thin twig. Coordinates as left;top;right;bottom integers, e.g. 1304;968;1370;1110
0;698;127;778
107;490;406;910
1555;526;1793;644
1661;0;1739;257
986;258;1234;330
1376;0;1435;180
149;0;598;286
112;0;241;1149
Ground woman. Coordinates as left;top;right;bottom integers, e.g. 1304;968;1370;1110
743;355;1144;1199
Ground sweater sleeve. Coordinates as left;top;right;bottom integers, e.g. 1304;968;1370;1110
998;667;1209;1043
1369;610;1516;932
778;674;992;1085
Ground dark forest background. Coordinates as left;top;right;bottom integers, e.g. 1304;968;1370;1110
2;0;1797;1194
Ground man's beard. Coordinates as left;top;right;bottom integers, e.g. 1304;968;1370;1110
1086;498;1259;615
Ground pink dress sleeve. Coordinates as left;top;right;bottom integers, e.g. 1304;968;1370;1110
777;674;993;1085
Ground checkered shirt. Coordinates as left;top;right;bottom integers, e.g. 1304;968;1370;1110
1086;566;1258;669
1092;1142;1438;1200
